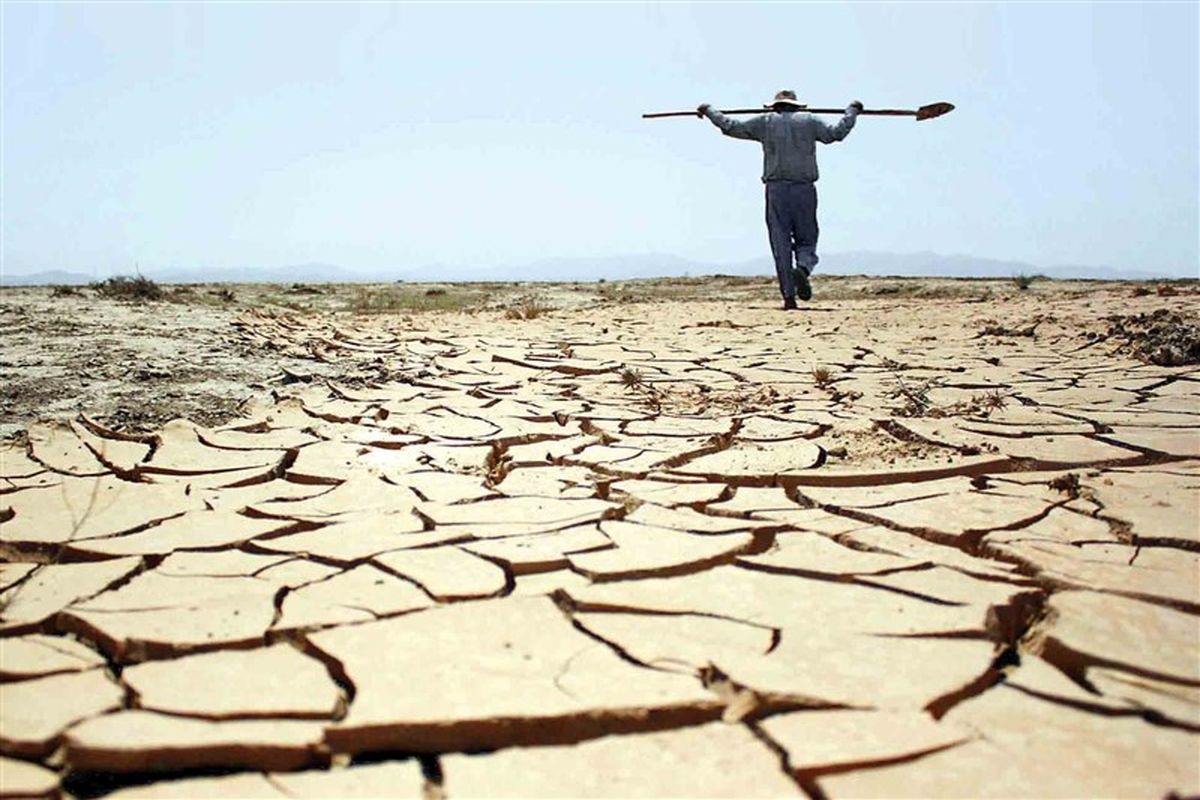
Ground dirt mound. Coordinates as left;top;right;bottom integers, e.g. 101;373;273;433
1106;309;1200;366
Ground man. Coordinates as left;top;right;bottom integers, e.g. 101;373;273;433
698;90;862;309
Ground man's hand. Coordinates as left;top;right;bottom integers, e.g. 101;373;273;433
696;103;711;117
848;100;864;113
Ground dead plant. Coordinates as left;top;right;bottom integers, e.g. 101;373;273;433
1047;472;1081;499
889;376;940;417
977;321;1040;338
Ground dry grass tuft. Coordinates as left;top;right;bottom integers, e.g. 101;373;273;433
959;390;1007;417
976;390;1007;410
620;367;645;390
504;299;551;320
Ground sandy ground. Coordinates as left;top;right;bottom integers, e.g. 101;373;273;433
1;275;1198;798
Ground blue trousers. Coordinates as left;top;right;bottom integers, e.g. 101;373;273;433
765;181;819;299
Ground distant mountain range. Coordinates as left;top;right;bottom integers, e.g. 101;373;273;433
0;263;365;287
2;252;1191;286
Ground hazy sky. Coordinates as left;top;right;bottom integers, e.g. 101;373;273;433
3;2;1197;277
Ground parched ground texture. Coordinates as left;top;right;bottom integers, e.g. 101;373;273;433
1;276;1198;798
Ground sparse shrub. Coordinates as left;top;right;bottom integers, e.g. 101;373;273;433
504;299;550;320
50;285;81;298
346;286;475;314
166;286;196;304
208;288;236;302
1012;274;1039;291
90;276;164;302
620;367;644;390
811;365;833;387
425;288;447;297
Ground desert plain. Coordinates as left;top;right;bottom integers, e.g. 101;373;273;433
1;274;1198;798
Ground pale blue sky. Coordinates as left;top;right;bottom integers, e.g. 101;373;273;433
3;2;1197;278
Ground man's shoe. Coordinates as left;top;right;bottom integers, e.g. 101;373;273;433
795;269;813;301
783;297;798;311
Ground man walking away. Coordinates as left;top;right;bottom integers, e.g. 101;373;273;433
698;90;862;309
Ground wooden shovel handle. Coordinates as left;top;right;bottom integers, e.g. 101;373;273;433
642;102;954;121
641;108;770;119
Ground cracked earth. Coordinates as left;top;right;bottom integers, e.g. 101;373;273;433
1;278;1198;798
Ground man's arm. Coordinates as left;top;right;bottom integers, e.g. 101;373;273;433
814;101;863;144
698;103;766;141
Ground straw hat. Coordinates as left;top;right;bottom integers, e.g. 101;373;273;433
765;89;805;109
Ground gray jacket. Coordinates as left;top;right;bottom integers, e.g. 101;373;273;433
703;107;859;183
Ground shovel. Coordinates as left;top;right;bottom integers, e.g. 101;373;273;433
643;101;955;121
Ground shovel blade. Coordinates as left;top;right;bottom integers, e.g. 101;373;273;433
916;102;955;121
